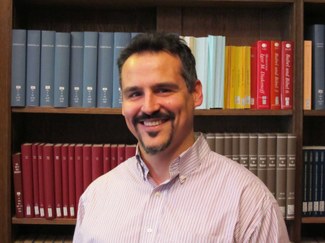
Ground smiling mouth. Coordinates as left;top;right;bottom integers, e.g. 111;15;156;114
133;111;175;128
143;119;167;127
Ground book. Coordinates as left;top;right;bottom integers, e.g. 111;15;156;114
110;144;118;169
112;32;131;108
306;24;325;110
257;133;267;184
97;32;114;107
61;144;69;217
280;41;294;109
214;133;225;155
223;133;232;159
82;31;98;107
231;133;240;164
286;134;296;219
31;143;40;217
11;29;26;107
68;144;76;217
26;30;41;106
82;144;92;190
43;144;55;219
12;152;24;218
117;144;125;165
250;40;271;109
125;144;136;160
266;133;277;197
103;144;111;173
276;133;288;217
302;148;309;216
239;133;249;168
92;144;103;181
248;133;258;175
37;143;45;217
270;40;281;110
303;40;312;110
54;32;71;107
75;144;83;212
70;32;84;107
40;30;56;107
53;144;63;218
21;143;34;217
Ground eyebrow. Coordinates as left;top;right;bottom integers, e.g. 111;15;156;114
122;82;180;94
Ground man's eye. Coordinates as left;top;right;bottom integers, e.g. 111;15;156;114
128;92;142;98
157;88;171;93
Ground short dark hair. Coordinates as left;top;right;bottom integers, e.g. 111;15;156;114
117;32;198;92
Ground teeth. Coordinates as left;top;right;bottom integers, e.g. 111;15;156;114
143;120;163;126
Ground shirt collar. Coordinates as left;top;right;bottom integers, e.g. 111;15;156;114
135;133;210;184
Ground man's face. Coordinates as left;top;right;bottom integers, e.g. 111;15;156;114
121;51;202;157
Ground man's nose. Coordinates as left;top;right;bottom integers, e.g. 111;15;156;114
141;93;160;114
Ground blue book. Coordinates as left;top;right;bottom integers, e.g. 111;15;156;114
40;30;55;107
207;35;217;109
97;32;114;108
82;31;98;107
70;32;84;107
54;32;71;107
306;24;325;110
195;37;208;109
26;30;41;106
11;29;26;107
112;32;131;108
215;36;225;109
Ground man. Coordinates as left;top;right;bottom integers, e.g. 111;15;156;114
73;32;289;242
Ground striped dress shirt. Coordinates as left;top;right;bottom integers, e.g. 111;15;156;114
73;135;289;243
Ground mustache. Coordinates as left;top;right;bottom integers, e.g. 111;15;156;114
132;111;175;125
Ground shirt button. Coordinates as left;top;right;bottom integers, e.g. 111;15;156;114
155;191;161;197
146;228;153;233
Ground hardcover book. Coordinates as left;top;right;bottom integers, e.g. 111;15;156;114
21;143;34;217
303;40;312;110
270;40;281;110
75;144;83;212
11;29;27;107
53;144;63;218
31;143;40;217
12;152;24;218
280;41;294;109
61;144;69;217
68;144;76;217
82;144;92;190
286;134;296;219
43;144;55;219
92;144;104;180
257;134;267;184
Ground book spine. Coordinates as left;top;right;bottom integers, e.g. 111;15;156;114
82;31;98;107
75;144;83;213
280;41;294;109
92;144;103;181
303;40;312;110
26;30;41;106
68;144;76;218
11;29;27;107
54;32;71;107
40;30;55;107
61;144;69;217
117;144;125;165
12;152;24;218
250;44;257;109
239;133;249;169
257;133;267;184
43;144;55;219
205;133;216;152
82;144;92;190
270;40;281;110
103;144;111;173
266;133;277;197
125;144;136;160
110;144;118;169
21;143;34;217
231;133;240;164
97;32;114;108
31;143;40;217
53;144;63;218
302;148;309;217
286;134;296;219
37;143;45;217
319;149;325;216
214;133;225;155
112;32;131;108
276;133;288;217
70;32;84;107
248;133;258;175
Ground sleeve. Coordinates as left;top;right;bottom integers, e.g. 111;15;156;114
72;195;85;243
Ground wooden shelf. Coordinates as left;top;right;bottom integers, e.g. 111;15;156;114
302;217;325;224
12;217;76;225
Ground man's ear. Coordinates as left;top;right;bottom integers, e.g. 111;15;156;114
193;80;203;107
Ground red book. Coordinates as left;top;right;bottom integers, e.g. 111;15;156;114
31;143;40;217
281;41;294;109
68;144;76;218
75;144;83;212
103;144;111;173
125;144;136;160
12;152;24;218
61;144;69;217
53;144;63;218
110;144;118;169
117;144;126;164
270;40;281;110
43;143;55;219
37;143;45;217
82;144;92;191
21;143;34;218
251;40;271;109
92;144;103;181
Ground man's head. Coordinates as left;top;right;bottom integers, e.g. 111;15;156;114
118;32;203;158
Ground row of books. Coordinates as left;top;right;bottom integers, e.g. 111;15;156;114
14;233;72;243
302;147;325;217
11;29;140;108
201;132;296;220
304;24;325;110
183;36;294;110
12;143;136;219
11;29;294;110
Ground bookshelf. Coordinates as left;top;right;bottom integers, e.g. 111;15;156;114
0;0;323;242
